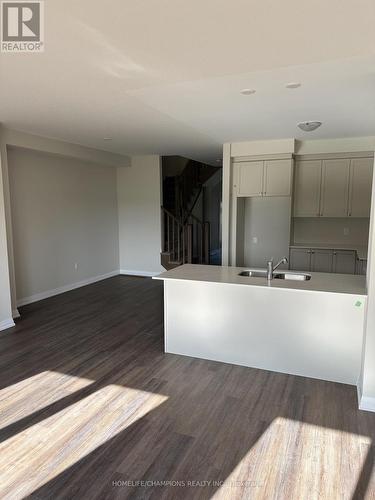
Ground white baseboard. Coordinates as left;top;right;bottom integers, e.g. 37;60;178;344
17;270;120;307
359;397;375;413
12;309;20;319
357;384;375;412
120;269;160;278
0;318;15;332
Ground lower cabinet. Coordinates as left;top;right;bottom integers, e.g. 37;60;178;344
311;249;333;273
290;247;358;274
332;250;357;274
356;259;367;276
289;248;311;272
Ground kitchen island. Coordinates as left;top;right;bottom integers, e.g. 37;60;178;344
154;264;367;385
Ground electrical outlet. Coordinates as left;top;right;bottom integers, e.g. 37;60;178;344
344;227;350;236
252;237;258;244
74;263;78;271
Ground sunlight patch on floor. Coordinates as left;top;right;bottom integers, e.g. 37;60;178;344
0;383;168;498
0;371;94;427
211;416;371;500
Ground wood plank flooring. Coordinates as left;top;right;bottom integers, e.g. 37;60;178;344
0;275;375;499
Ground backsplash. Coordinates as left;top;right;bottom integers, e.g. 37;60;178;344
292;217;370;246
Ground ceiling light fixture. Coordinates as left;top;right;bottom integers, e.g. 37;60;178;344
240;88;256;95
297;121;322;132
103;137;112;141
286;82;301;89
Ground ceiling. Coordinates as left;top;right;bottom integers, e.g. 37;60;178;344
0;0;374;164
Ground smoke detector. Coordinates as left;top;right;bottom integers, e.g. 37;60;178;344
297;121;322;132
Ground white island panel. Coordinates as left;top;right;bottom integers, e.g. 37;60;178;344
164;279;365;385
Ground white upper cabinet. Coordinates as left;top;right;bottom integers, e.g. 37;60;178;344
234;159;292;197
320;159;350;217
293;156;373;218
349;158;374;217
293;160;322;217
264;159;292;196
235;161;263;197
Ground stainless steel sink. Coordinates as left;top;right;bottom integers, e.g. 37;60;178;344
238;270;267;278
273;272;311;281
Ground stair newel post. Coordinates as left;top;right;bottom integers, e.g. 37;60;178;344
172;218;175;260
187;224;193;264
177;223;180;264
204;222;210;265
182;225;185;264
166;212;170;253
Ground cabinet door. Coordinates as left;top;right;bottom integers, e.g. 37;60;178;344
320;159;350;217
289;248;311;271
310;249;333;273
349;158;373;217
293;160;322;217
235;161;264;197
333;250;356;274
264;159;292;196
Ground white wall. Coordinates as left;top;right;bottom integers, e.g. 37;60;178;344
8;147;119;304
359;155;375;411
243;197;291;268
0;153;13;329
117;155;162;276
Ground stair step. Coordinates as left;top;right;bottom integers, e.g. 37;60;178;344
160;252;183;270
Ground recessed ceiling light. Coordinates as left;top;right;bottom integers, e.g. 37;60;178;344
297;121;322;132
240;88;256;95
286;82;301;89
103;137;112;141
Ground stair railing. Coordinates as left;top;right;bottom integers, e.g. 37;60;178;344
161;207;211;267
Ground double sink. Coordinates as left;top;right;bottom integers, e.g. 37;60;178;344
239;269;311;281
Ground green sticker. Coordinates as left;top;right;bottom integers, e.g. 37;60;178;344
355;301;362;307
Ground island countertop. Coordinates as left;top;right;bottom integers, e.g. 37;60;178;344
154;264;367;296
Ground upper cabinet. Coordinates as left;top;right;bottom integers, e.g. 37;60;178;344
235;161;263;196
264;160;292;196
320;159;350;217
293;160;321;217
349;158;373;217
234;159;292;197
293;156;373;218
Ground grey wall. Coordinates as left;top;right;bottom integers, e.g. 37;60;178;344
117;155;162;275
243;196;291;268
293;217;369;246
8;147;119;302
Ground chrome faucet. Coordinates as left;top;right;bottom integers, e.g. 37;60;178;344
267;257;288;280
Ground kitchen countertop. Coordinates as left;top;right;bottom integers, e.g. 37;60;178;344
290;243;368;260
154;264;367;296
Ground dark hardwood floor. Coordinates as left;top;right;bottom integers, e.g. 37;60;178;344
0;275;375;499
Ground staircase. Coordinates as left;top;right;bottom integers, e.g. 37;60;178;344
161;159;218;270
161;207;210;270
